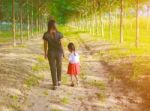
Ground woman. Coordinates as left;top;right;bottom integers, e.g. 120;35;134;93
43;20;64;90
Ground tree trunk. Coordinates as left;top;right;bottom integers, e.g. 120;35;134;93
136;0;139;48
89;16;92;34
120;0;123;43
80;14;82;30
95;14;98;34
27;0;30;40
115;12;118;28
38;0;40;36
92;0;95;35
93;1;98;35
147;5;149;32
85;0;88;31
100;10;104;38
36;18;38;36
41;16;44;32
12;0;16;46
31;0;33;37
20;7;23;44
109;7;112;40
83;15;87;31
0;0;2;32
27;12;30;40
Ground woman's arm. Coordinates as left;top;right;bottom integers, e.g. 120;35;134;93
44;40;48;59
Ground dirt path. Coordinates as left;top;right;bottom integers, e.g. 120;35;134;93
23;33;124;111
0;31;148;111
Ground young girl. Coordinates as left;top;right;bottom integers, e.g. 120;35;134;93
67;42;80;87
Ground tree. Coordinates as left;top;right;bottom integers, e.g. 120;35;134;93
109;5;112;40
27;0;30;40
20;4;23;44
136;0;139;48
120;0;123;43
12;0;16;46
31;0;34;37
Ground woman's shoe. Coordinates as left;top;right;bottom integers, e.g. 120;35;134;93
70;83;75;87
52;86;57;90
58;81;61;86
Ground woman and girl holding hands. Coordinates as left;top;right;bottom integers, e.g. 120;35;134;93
43;20;80;90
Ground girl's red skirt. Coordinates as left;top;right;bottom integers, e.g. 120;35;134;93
67;63;80;75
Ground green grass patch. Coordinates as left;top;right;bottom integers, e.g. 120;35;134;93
0;25;40;43
51;108;61;111
131;57;150;80
10;104;21;111
60;97;69;105
87;80;106;90
79;72;87;80
43;90;49;96
62;75;68;84
36;55;47;63
10;95;19;101
32;63;49;72
32;55;49;72
24;75;40;88
96;92;106;102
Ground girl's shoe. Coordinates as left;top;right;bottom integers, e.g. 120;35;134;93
70;83;75;87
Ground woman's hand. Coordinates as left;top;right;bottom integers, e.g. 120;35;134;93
44;40;48;59
44;53;48;59
63;53;65;58
63;55;68;61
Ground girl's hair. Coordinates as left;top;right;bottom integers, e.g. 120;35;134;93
47;20;57;38
68;42;76;55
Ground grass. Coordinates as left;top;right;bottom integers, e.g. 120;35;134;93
32;64;42;72
36;55;47;63
10;95;19;101
96;93;106;102
51;108;61;111
10;103;21;111
9;94;22;111
32;55;49;72
0;28;40;43
15;44;27;48
87;80;106;91
25;55;47;88
79;72;87;80
62;75;68;84
32;62;49;72
24;75;40;88
60;97;69;105
131;58;150;80
74;16;150;55
43;90;49;96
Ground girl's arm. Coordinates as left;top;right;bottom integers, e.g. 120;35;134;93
44;40;48;59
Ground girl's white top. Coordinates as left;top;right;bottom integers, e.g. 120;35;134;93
69;52;80;64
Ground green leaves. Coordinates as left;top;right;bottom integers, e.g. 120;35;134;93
0;0;149;24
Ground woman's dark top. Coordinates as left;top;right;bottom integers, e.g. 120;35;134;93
43;31;63;53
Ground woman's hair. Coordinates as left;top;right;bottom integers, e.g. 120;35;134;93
48;20;57;32
47;20;57;38
68;42;76;55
